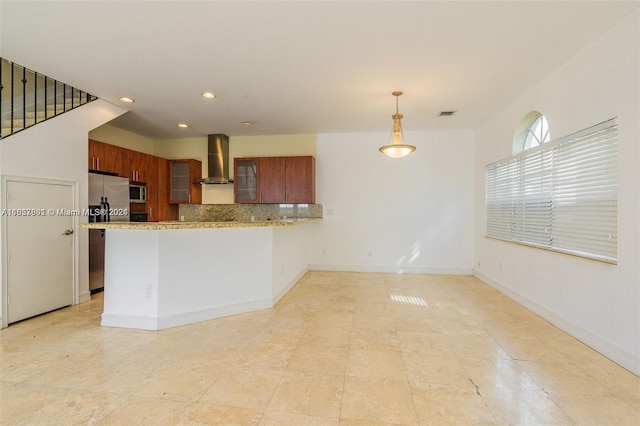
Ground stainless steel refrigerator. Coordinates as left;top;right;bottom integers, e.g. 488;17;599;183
88;173;130;292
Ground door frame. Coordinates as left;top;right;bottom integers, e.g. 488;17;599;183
1;175;79;328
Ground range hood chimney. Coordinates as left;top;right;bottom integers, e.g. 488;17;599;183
200;134;233;184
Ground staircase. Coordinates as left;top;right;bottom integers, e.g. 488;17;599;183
1;57;97;139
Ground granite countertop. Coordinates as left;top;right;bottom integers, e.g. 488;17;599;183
81;218;319;230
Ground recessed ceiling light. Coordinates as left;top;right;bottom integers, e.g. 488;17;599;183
241;121;253;125
201;92;216;99
119;97;135;103
177;123;189;128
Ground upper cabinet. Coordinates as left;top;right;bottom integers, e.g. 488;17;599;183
234;156;315;204
284;156;315;203
234;158;259;203
259;157;286;203
169;159;202;204
88;139;125;174
127;150;149;183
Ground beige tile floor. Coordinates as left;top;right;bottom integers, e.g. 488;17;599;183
1;272;638;425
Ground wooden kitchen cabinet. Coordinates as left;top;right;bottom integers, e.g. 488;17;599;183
144;156;159;221
146;157;178;221
285;156;315;203
234;158;259;203
88;139;126;174
127;150;150;183
234;156;315;204
259;157;286;203
88;140;179;221
169;159;202;204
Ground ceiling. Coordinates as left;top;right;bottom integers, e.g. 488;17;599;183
1;1;637;139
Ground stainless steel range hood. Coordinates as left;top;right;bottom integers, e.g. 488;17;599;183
200;134;233;184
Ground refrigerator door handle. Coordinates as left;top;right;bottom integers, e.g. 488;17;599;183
104;198;110;222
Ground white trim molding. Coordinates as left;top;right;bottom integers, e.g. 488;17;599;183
474;269;639;377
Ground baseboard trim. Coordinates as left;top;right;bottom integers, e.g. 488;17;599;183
309;264;473;275
473;270;640;377
102;298;273;331
77;290;92;304
273;267;309;305
101;313;159;330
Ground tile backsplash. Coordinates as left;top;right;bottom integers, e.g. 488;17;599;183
179;203;323;222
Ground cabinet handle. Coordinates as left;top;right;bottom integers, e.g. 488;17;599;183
97;158;100;170
188;194;191;203
149;207;152;217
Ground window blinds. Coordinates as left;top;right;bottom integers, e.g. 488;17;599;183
485;119;618;264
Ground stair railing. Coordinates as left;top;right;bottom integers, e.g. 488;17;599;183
0;57;97;139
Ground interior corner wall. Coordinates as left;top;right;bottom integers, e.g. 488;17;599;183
0;100;126;325
88;124;157;156
311;130;475;274
473;9;639;375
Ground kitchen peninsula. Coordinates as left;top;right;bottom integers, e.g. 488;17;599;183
83;218;320;330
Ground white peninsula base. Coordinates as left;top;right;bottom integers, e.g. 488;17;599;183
95;221;316;330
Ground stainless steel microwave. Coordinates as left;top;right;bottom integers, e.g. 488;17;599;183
129;184;147;203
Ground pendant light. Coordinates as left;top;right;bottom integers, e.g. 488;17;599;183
379;91;416;158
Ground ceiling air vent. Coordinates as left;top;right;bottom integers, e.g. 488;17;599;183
438;111;457;116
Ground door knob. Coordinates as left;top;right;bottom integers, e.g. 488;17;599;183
63;229;74;235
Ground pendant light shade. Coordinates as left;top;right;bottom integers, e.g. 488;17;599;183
379;91;416;158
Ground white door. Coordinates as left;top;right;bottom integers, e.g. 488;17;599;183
5;179;75;323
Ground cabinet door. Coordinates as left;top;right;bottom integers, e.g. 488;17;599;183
156;158;178;220
88;139;97;170
88;140;117;173
285;156;315;203
234;158;259;203
128;150;147;182
169;159;202;204
188;160;202;204
113;147;130;178
145;155;159;221
259;157;286;203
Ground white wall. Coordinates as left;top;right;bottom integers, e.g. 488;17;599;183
272;222;315;301
311;130;475;274
89;124;157;155
473;10;639;374
0;100;126;326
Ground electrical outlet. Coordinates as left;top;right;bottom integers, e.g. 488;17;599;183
368;250;372;257
144;284;152;299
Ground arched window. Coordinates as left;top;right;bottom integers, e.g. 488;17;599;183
513;111;551;154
